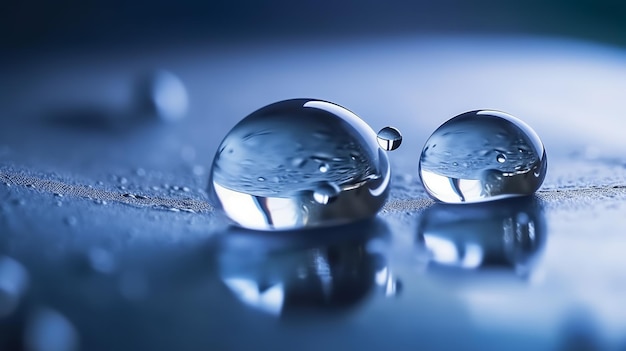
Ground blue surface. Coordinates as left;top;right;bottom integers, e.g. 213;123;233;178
2;34;626;350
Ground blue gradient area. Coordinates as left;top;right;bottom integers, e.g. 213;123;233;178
1;20;626;351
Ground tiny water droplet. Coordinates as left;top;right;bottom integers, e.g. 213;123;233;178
65;216;77;226
419;110;547;203
257;177;265;182
135;168;146;177
312;182;341;205
208;99;390;230
376;126;402;151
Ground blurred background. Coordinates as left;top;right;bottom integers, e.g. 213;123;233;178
1;0;626;53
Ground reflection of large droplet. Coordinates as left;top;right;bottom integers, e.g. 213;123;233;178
217;219;395;317
419;110;547;203
208;99;391;230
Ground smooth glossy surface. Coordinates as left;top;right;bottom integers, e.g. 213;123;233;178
376;126;403;151
208;99;390;230
419;110;547;203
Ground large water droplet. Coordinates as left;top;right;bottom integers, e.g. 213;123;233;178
208;99;390;230
376;126;403;151
418;110;547;203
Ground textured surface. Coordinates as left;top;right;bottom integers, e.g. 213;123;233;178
2;35;626;350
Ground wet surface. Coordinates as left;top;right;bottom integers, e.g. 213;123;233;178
2;35;626;350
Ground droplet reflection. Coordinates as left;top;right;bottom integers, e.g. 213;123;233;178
217;220;398;317
417;196;546;277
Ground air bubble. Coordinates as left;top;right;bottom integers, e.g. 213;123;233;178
312;182;341;204
419;110;547;203
376;126;403;151
208;99;390;230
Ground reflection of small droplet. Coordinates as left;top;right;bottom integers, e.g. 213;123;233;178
257;177;265;182
312;182;341;205
376;126;402;151
318;163;329;173
419;110;547;203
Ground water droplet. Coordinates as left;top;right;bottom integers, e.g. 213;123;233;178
118;271;148;301
312;182;341;204
376;126;403;151
257;177;265;182
64;216;77;226
136;69;188;122
0;256;29;318
135;168;146;177
24;308;79;351
208;99;390;230
192;165;206;176
419;110;547;203
87;248;116;274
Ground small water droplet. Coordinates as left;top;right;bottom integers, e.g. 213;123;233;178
257;177;265;182
0;256;29;318
208;98;390;230
87;247;116;274
136;69;188;122
24;308;79;351
192;165;205;176
376;126;402;151
119;177;128;185
312;182;341;204
419;110;547;203
118;271;148;301
135;168;146;177
64;216;77;226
